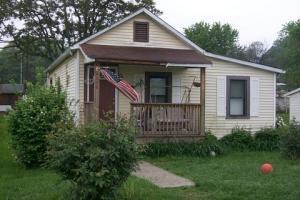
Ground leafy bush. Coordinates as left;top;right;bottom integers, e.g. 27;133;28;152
142;133;224;157
220;127;254;151
47;117;139;200
254;128;280;151
8;84;73;167
279;123;300;159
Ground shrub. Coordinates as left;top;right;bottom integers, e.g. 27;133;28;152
47;117;139;200
142;133;224;157
8;84;73;167
220;127;254;151
279;123;300;159
254;128;280;151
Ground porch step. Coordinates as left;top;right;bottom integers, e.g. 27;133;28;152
132;161;195;188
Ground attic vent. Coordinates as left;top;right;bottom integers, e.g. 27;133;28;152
134;21;149;42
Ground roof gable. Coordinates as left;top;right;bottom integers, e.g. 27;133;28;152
284;88;300;97
47;8;284;74
86;13;191;50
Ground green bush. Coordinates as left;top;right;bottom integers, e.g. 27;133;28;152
8;84;73;167
142;133;224;157
220;127;254;151
47;118;139;200
254;128;280;151
279;123;300;159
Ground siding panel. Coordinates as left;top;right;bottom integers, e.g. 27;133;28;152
289;92;300;123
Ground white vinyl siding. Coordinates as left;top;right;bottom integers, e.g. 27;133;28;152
48;52;82;122
87;13;191;50
289;92;300;123
206;58;276;138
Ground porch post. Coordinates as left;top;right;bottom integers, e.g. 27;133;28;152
94;63;100;121
200;67;206;135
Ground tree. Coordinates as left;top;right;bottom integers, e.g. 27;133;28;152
0;0;161;61
262;20;300;90
0;44;51;84
244;41;267;63
184;22;239;56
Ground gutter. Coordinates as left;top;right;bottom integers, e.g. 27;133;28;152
166;63;212;68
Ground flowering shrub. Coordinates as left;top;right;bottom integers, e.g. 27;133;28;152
8;84;73;167
276;115;288;128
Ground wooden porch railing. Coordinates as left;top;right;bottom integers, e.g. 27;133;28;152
130;103;202;137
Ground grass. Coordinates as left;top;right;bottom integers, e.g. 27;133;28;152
1;117;300;200
0;117;70;200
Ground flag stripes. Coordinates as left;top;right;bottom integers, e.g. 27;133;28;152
100;69;139;102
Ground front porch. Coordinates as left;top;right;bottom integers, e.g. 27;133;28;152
81;44;209;139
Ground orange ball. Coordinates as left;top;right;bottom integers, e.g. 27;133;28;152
260;163;273;174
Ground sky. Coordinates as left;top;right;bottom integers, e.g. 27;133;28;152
154;0;300;48
1;0;299;49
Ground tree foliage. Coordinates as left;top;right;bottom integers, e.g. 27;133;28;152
0;45;51;84
47;118;139;200
184;22;239;55
0;0;161;61
262;20;300;90
8;83;74;167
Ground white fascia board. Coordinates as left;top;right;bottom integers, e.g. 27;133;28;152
142;9;206;54
72;9;147;49
78;46;95;64
45;48;73;72
205;52;285;74
284;88;300;97
166;63;212;68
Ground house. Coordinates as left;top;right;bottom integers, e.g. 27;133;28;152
284;88;300;123
45;8;284;139
0;84;24;115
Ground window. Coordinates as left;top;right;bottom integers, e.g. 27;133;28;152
145;72;172;103
84;66;94;102
133;21;149;42
227;76;250;118
49;78;53;86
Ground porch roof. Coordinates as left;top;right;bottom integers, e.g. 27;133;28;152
80;44;212;66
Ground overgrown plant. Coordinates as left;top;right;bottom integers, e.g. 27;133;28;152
8;83;73;167
254;128;280;151
220;127;254;151
279;123;300;159
142;133;224;157
47;117;139;200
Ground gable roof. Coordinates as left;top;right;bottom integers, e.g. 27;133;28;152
46;8;285;74
0;84;24;94
284;88;300;97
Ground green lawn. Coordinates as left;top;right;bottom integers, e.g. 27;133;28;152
1;117;300;200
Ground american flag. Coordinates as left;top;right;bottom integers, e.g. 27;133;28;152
100;68;139;102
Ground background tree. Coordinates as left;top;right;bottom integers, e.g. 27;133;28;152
184;22;239;56
229;41;268;64
262;20;300;90
0;0;161;83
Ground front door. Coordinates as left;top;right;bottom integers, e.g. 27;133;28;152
99;80;115;119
